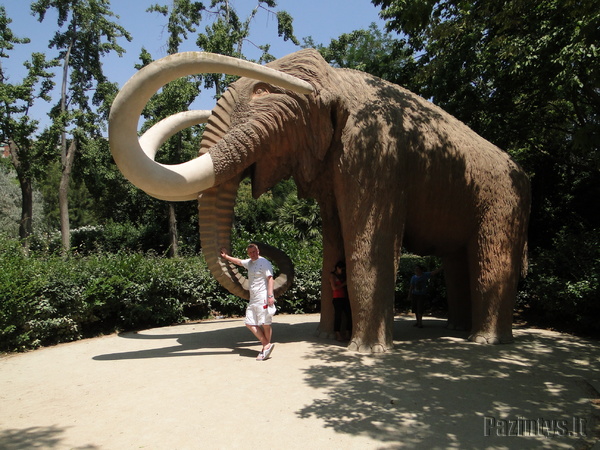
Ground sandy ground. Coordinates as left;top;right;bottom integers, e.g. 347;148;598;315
1;313;599;450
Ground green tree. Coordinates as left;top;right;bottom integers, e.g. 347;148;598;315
148;0;204;54
0;166;46;239
0;6;57;246
135;47;204;257
144;1;207;257
316;22;416;87
233;178;301;236
268;190;321;241
195;0;300;94
31;0;132;253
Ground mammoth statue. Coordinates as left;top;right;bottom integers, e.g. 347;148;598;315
109;49;530;352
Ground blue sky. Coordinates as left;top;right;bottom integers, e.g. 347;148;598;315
3;0;387;129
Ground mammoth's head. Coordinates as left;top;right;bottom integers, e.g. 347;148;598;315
108;50;331;300
108;50;318;201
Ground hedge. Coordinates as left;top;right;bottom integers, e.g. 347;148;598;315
5;228;597;353
0;232;325;352
0;240;223;351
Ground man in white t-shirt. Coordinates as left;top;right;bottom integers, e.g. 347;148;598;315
220;243;276;361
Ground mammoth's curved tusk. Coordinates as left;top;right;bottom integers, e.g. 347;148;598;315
139;110;212;160
137;110;211;201
109;52;314;201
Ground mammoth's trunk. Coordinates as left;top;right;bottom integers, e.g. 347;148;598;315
198;90;293;299
199;178;250;298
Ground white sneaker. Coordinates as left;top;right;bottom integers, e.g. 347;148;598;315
262;343;275;360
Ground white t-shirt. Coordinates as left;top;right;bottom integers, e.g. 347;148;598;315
241;256;273;303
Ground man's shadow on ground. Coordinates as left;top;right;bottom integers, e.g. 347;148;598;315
92;317;323;361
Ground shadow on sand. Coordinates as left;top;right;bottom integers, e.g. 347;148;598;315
90;314;599;448
4;315;597;449
299;317;600;449
0;426;99;450
91;319;321;361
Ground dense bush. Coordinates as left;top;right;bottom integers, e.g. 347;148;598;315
518;228;600;337
69;220;198;256
0;230;325;352
0;237;47;351
0;236;223;351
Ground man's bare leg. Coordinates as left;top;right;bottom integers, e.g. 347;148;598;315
262;325;272;351
246;324;268;347
246;324;273;352
260;325;274;359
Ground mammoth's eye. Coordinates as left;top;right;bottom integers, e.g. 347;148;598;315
253;83;272;97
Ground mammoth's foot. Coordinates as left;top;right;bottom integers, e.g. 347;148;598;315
468;331;514;344
347;339;389;353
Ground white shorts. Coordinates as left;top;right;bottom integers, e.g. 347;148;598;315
245;302;272;326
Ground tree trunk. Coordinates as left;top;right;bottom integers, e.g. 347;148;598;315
59;140;77;254
8;140;33;249
167;202;178;258
19;176;33;244
58;37;74;255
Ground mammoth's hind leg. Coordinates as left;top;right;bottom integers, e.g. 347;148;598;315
467;234;521;344
442;250;472;332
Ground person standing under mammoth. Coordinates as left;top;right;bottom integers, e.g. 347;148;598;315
329;261;352;341
220;244;276;361
408;264;443;328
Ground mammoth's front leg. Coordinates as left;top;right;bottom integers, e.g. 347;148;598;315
345;233;398;353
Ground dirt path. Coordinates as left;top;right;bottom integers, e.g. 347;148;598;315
1;314;599;449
